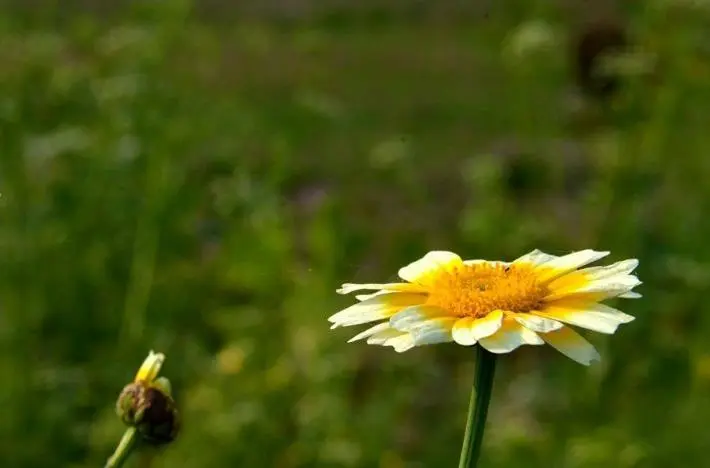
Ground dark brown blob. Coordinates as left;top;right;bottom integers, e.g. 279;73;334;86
573;19;629;100
117;382;180;446
139;386;180;445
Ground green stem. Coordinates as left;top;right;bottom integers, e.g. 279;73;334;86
458;347;497;468
105;427;140;468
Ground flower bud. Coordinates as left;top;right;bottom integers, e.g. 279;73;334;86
116;351;180;446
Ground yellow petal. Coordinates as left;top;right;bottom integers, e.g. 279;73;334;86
470;310;506;339
545;258;640;301
535;249;610;283
545;276;641;302
534;301;635;334
478;318;543;353
134;350;165;383
452;310;505;346
329;292;427;328
397;251;463;284
541;326;601;365
452;317;478;345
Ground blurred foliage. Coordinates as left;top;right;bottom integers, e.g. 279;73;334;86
2;1;710;467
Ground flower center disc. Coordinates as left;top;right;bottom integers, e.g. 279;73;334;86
424;263;546;318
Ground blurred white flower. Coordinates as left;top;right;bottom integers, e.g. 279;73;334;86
503;20;557;61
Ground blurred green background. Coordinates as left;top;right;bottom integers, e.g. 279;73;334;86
2;0;710;466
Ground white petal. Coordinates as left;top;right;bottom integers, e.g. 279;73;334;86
536;250;610;283
512;249;558;266
337;282;423;295
389;334;416;353
390;305;447;332
328;292;426;328
398;251;462;283
541;326;601;366
534;302;635;334
355;291;389;301
452;311;505;346
364;328;417;352
338;283;387;294
348;322;391;342
410;318;456;347
580;259;639;279
366;327;408;345
619;291;642;299
513;313;564;333
462;259;486;266
479;319;544;353
364;319;451;352
463;259;509;268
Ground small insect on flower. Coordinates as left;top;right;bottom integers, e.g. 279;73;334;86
329;249;641;365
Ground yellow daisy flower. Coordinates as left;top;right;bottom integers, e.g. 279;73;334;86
329;249;641;365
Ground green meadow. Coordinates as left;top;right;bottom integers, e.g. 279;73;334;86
2;2;710;466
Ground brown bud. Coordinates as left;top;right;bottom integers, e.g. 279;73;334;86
116;380;180;446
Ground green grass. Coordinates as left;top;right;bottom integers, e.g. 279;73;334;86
2;2;710;466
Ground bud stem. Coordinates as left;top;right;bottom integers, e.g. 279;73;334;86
457;347;497;468
105;427;139;468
